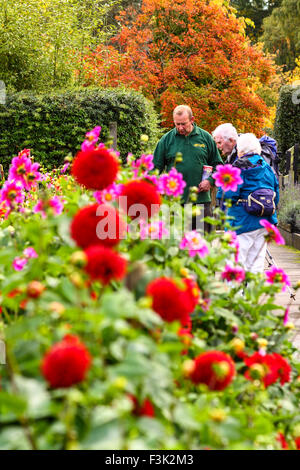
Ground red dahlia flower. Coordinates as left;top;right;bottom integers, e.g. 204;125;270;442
120;180;161;220
70;203;126;249
129;395;155;418
72;147;119;190
244;352;291;387
188;351;236;391
41;335;91;388
295;437;300;450
146;277;198;326
84;245;127;285
276;433;289;450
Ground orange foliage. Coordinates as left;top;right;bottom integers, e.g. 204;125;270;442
81;0;275;134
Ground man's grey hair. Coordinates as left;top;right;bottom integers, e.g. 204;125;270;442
212;123;238;142
173;105;193;119
237;133;261;157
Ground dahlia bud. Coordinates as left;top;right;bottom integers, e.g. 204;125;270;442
231;324;239;334
284;322;295;330
70;250;87;268
69;272;84;289
190;186;199;193
112;376;128;391
192;206;201;217
222;233;232;243
257;338;268;348
175;152;183;163
209;408;227;422
190;193;197;202
138;296;153;309
229;338;244;353
182;359;196;378
27;281;45;298
249;363;265;380
140;134;149;143
213;361;230;380
48;301;65;316
64;155;73;163
180;267;189;278
250;332;258;341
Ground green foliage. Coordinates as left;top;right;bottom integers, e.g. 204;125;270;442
262;0;300;70
231;0;282;40
274;84;300;155
0;0;119;92
0;87;161;170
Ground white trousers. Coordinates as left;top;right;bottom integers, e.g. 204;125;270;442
237;228;267;274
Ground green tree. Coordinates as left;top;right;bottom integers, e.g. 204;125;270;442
262;0;300;70
231;0;282;40
0;0;118;91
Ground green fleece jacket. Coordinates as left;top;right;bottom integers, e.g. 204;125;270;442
153;124;223;203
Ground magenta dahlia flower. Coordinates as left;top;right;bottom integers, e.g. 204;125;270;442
159;168;186;197
265;266;291;292
13;257;28;271
259;220;285;245
81;126;102;152
8;150;41;190
212;164;243;192
0;180;25;208
221;264;245;283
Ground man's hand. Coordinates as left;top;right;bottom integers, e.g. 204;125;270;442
198;180;211;192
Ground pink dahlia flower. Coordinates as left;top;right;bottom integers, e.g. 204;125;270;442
159;168;186;197
259;220;285;245
0;180;25;208
23;247;38;259
180;231;209;257
140;220;169;240
131;154;154;175
212;164;243;192
93;183;123;204
8;150;41;190
81;126;101;152
33;196;64;218
221;264;245;283
13;257;28;271
265;266;291;292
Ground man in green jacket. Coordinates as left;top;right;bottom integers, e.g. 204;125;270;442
153;105;223;231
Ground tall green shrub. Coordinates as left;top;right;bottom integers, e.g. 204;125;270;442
0;87;161;171
274;84;300;155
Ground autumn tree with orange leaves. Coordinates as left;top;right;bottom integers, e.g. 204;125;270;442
81;0;275;133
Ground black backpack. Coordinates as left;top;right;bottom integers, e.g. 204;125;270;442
259;135;280;179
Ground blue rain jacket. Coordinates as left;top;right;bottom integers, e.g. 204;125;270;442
216;154;279;235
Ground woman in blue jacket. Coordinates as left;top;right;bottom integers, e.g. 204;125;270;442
217;133;279;274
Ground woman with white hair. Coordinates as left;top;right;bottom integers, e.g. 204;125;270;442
217;133;279;274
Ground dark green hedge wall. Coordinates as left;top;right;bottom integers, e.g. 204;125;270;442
274;84;300;155
0;87;161;171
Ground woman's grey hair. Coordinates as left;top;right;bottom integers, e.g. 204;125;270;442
237;133;261;157
212;123;238;141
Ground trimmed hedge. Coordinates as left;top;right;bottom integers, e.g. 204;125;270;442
0;87;161;171
274;84;300;156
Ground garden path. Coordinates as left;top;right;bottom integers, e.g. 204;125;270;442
264;244;300;350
